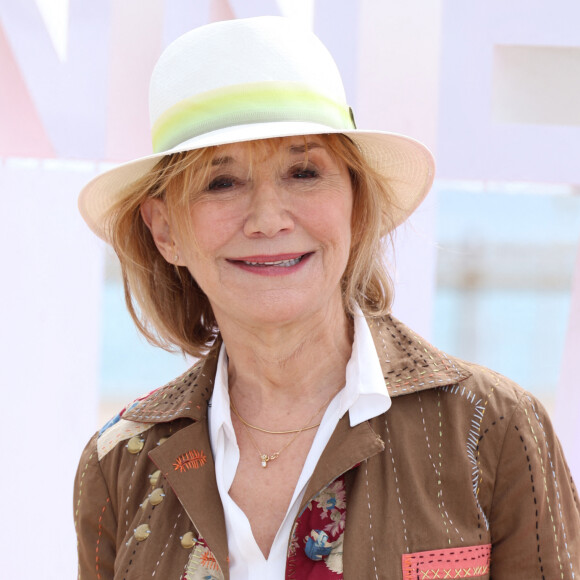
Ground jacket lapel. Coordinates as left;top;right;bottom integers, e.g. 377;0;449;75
299;315;472;514
148;420;229;577
300;414;385;515
125;349;229;576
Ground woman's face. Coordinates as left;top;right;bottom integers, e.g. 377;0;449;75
174;136;354;328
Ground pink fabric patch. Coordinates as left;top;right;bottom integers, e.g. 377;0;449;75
402;544;491;579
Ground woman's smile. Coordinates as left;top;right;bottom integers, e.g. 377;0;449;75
226;252;313;275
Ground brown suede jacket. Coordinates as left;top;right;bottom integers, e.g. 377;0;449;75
74;315;580;579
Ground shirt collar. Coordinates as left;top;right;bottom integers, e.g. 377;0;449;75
209;308;391;438
121;315;472;425
342;307;391;426
208;345;234;459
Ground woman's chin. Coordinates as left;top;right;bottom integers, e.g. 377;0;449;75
242;298;312;327
215;289;339;330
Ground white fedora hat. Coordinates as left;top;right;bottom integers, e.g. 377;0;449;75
78;16;435;242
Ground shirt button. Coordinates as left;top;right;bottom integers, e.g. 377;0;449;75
134;524;151;542
181;531;196;549
127;436;144;454
149;488;165;505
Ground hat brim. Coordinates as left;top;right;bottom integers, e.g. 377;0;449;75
78;121;435;241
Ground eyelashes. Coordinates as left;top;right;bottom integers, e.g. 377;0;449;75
207;175;238;191
288;165;320;180
205;163;321;193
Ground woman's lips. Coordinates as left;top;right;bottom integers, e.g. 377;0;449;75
227;253;312;274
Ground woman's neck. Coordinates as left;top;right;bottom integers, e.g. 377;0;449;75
216;299;353;417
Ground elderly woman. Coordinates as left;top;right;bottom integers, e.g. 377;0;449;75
74;16;579;580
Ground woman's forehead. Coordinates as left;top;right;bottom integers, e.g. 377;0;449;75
210;135;329;162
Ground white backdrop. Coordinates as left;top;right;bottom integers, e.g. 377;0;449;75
0;160;103;578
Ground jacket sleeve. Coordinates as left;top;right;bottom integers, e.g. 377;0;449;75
489;391;580;578
73;432;117;580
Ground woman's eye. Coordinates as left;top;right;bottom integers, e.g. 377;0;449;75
291;167;319;179
208;176;236;191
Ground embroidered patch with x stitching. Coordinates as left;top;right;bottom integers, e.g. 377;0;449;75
402;544;491;579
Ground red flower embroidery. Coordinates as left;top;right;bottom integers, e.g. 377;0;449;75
173;449;207;472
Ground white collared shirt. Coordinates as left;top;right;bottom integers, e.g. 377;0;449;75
208;311;391;579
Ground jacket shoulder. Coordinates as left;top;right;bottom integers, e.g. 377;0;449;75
121;351;218;423
442;356;527;405
95;350;218;460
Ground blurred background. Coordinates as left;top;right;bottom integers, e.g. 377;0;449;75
1;0;579;577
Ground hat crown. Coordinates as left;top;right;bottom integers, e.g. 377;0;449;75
78;16;434;242
149;17;347;128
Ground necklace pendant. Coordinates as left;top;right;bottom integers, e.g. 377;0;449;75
260;455;269;468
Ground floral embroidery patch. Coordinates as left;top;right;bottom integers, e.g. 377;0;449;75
286;475;346;579
183;537;223;580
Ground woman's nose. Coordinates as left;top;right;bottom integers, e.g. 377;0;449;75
243;181;295;238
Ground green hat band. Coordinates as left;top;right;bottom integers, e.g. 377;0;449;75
151;82;355;153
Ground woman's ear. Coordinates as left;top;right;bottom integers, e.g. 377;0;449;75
141;199;182;265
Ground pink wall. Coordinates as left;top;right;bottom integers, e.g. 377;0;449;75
0;24;54;156
0;1;110;158
437;0;580;184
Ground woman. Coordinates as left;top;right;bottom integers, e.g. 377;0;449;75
74;16;580;579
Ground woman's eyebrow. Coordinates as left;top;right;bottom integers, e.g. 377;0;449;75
211;155;235;166
288;142;323;154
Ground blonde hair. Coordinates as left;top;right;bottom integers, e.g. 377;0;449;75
107;134;395;358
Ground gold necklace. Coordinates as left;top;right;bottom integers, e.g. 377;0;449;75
231;387;341;468
244;424;303;468
230;399;321;434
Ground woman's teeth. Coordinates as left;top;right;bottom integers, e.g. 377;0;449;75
243;256;303;267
